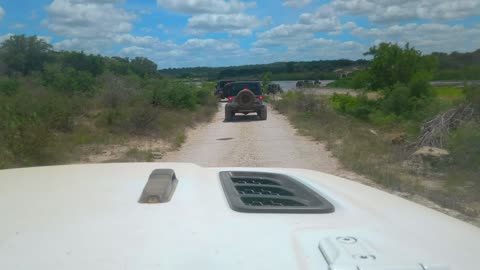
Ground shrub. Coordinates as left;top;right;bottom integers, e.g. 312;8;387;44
447;121;480;171
464;85;480;110
409;70;432;98
0;77;19;96
382;85;411;115
352;71;369;90
148;79;198;109
43;64;96;95
330;93;375;120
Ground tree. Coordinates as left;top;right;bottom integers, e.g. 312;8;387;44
58;51;105;76
261;72;272;94
0;35;53;75
364;43;436;92
107;57;130;75
286;62;295;73
130;57;157;78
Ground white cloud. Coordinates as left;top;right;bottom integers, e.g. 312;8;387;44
330;0;480;24
0;33;13;43
157;24;164;29
156;0;256;14
351;23;480;53
44;0;135;39
255;7;341;47
118;38;244;67
187;13;268;36
283;0;311;8
9;24;26;29
0;6;5;20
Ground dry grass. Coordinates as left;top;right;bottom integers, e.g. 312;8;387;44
272;92;480;218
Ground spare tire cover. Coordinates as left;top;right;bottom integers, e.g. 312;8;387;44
236;89;255;107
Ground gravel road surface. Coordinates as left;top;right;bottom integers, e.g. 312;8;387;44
163;103;357;178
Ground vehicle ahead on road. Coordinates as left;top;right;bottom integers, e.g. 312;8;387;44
215;80;235;99
267;83;284;94
224;81;267;121
1;163;480;270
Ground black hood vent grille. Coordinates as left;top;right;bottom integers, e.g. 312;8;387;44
220;171;334;213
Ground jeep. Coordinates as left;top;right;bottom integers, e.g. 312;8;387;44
215;80;235;99
224;81;267;121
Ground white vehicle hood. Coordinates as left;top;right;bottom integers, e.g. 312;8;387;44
0;163;479;270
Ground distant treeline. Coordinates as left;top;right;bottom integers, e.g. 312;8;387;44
159;49;480;81
432;49;480;80
159;59;369;80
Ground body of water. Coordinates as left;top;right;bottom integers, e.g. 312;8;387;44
272;80;334;91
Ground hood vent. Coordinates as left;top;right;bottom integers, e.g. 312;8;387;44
220;171;334;213
139;169;178;204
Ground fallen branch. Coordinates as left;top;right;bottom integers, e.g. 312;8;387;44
415;103;474;148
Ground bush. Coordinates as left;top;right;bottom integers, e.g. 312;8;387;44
0;77;19;96
43;64;96;95
445;121;480;188
409;71;432;98
381;85;412;115
148;79;209;109
464;85;480;109
330;93;375;120
352;71;369;90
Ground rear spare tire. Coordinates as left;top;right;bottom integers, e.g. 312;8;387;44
236;89;255;107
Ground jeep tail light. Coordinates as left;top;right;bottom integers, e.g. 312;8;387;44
228;96;233;102
259;95;264;100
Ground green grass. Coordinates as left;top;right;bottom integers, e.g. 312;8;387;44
433;86;465;103
327;77;354;88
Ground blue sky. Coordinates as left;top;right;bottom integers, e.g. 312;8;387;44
0;0;479;68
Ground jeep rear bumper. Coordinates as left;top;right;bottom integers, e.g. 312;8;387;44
226;103;266;113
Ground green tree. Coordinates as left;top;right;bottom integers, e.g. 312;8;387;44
130;57;158;78
58;51;105;76
107;57;131;75
0;35;53;75
364;43;436;91
352;71;369;90
261;72;272;94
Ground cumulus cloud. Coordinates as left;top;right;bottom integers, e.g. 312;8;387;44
44;0;135;39
156;0;256;14
255;7;341;46
283;0;311;8
187;13;269;36
119;38;244;67
351;23;480;53
330;0;480;23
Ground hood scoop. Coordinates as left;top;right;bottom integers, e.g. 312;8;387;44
220;171;334;213
138;169;178;204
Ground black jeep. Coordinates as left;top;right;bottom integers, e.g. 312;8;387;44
215;80;235;99
224;81;267;121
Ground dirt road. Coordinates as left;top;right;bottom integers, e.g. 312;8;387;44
163;103;358;179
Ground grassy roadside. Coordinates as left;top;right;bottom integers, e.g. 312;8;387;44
271;88;480;218
0;75;218;168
